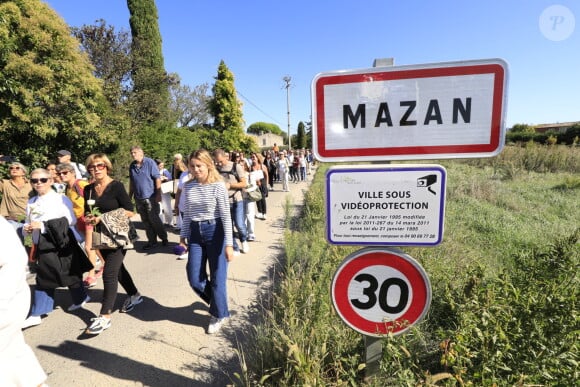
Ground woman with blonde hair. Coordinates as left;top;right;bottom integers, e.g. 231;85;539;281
178;149;234;334
172;153;188;181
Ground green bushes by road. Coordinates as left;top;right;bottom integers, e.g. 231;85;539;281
237;144;579;386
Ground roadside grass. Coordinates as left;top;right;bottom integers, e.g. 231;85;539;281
236;145;579;386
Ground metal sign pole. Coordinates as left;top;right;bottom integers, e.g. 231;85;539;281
363;57;394;381
364;335;383;381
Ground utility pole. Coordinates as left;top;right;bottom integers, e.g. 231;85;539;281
283;76;292;151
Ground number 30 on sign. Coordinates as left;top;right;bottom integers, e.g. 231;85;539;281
331;248;431;337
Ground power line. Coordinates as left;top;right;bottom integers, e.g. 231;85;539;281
237;90;283;126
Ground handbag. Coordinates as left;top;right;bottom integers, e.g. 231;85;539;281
92;227;119;250
248;189;262;202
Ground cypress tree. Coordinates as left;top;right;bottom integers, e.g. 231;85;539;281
208;60;246;150
127;0;170;124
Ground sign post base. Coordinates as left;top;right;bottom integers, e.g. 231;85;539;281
364;335;383;381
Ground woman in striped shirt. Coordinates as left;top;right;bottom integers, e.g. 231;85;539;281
178;149;234;334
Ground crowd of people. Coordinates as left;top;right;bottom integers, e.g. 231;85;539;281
0;145;315;385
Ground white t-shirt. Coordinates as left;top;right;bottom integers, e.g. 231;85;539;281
176;170;191;213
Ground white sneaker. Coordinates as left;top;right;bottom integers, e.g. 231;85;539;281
22;315;42;329
85;315;111;335
262;214;267;220
207;316;229;334
177;253;188;260
68;295;91;311
233;250;241;257
241;241;250;253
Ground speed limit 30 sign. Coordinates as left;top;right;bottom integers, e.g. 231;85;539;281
331;248;431;337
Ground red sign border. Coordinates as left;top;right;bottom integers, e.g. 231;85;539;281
331;248;431;337
313;59;507;161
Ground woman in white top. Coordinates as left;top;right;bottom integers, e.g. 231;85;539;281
22;168;91;329
0;216;47;386
242;160;258;241
178;149;234;334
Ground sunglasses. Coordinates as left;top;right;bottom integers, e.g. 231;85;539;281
31;178;49;184
87;163;106;171
9;166;20;170
57;171;70;176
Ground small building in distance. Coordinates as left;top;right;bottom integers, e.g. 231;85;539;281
248;132;284;150
533;121;579;134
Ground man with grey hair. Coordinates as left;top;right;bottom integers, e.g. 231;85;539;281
128;146;168;250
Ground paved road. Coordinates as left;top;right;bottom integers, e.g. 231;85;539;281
23;175;313;386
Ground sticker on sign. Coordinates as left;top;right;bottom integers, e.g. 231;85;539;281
311;58;508;161
326;164;446;246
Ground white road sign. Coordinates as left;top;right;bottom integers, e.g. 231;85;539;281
326;164;446;246
312;58;508;161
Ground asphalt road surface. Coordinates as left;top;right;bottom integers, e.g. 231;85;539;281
23;174;313;387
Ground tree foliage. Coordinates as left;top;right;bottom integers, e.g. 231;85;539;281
510;123;536;133
169;75;211;128
0;0;113;167
71;19;132;109
208;60;247;150
247;121;283;136
127;0;171;125
295;121;306;149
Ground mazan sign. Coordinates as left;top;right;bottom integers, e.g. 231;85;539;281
326;164;446;246
331;248;431;337
311;58;508;162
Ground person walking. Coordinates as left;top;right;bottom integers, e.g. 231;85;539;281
250;153;269;220
264;151;277;191
21;168;92;329
56;162;103;288
56;149;89;180
0;162;32;237
83;153;143;335
277;152;290;192
213;148;249;255
177;149;234;334
241;160;257;241
128;146;168;250
156;159;173;227
0;215;47;386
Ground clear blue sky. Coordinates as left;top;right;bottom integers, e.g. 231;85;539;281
44;0;579;132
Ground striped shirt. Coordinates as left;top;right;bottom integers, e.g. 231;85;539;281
180;179;233;247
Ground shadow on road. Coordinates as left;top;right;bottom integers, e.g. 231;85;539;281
38;340;221;386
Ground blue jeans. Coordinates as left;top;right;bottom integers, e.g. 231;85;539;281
30;285;87;317
186;219;230;319
230;200;247;251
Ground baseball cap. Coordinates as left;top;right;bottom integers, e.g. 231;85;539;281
57;150;71;156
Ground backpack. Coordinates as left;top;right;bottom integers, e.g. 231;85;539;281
223;162;241;198
226;162;241;183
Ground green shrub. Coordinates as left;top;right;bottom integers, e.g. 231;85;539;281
238;150;579;386
434;229;579;385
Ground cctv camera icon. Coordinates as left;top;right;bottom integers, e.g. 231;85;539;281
417;174;437;195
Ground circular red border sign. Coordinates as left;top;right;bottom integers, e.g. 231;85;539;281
331;248;431;337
